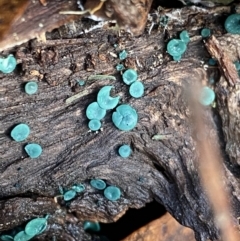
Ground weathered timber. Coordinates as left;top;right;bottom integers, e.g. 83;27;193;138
1;4;240;241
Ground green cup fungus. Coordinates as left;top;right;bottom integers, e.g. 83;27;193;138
167;39;186;60
97;86;120;110
86;102;106;120
224;14;240;34
118;145;132;158
122;69;138;85
77;80;85;86
25;216;48;237
24;82;38;95
112;104;138;131
24;143;42;158
0;235;13;241
119;50;128;60
129;81;144;98
88;119;101;131
83;221;100;232
63;190;77;201
0;55;17;74
208;58;217;66
116;64;124;71
179;30;190;44
234;61;240;76
13;231;33;241
104;186;121;201
71;184;85;193
90;179;106;190
201;28;211;38
199;86;215;106
11;124;30;142
234;61;240;71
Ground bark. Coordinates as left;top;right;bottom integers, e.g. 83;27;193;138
0;3;240;241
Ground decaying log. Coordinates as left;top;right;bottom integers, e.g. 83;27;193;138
1;3;240;241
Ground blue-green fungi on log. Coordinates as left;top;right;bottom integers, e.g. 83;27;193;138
88;119;101;131
90;179;106;190
167;39;186;58
13;231;33;241
0;55;17;74
122;69;138;85
25;82;38;95
199;86;215;106
25;216;48;237
97;86;120;110
118;145;132;158
234;61;240;71
201;28;211;38
83;221;100;232
64;190;76;201
24;143;42;158
11;124;30;142
0;235;13;241
179;30;190;43
112;104;138;131
208;58;217;66
104;186;121;201
77;80;85;86
86;102;106;120
116;64;124;71
224;14;240;34
119;50;128;60
71;184;85;193
129;81;144;98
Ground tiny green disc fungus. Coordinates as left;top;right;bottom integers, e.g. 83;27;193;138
118;145;132;158
122;69;138;85
201;28;211;38
13;231;33;241
90;179;106;190
25;82;38;95
0;55;17;74
199;86;215;106
116;64;124;71
208;58;217;66
129;81;144;98
77;80;85;86
104;186;121;201
24;143;42;158
224;14;240;34
179;30;190;43
83;221;100;232
86;102;106;120
167;39;186;58
64;190;76;201
234;61;240;76
112;104;138;131
11;124;30;142
72;184;85;193
25;217;48;237
0;235;13;241
97;86;120;110
88;119;101;131
119;50;127;60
